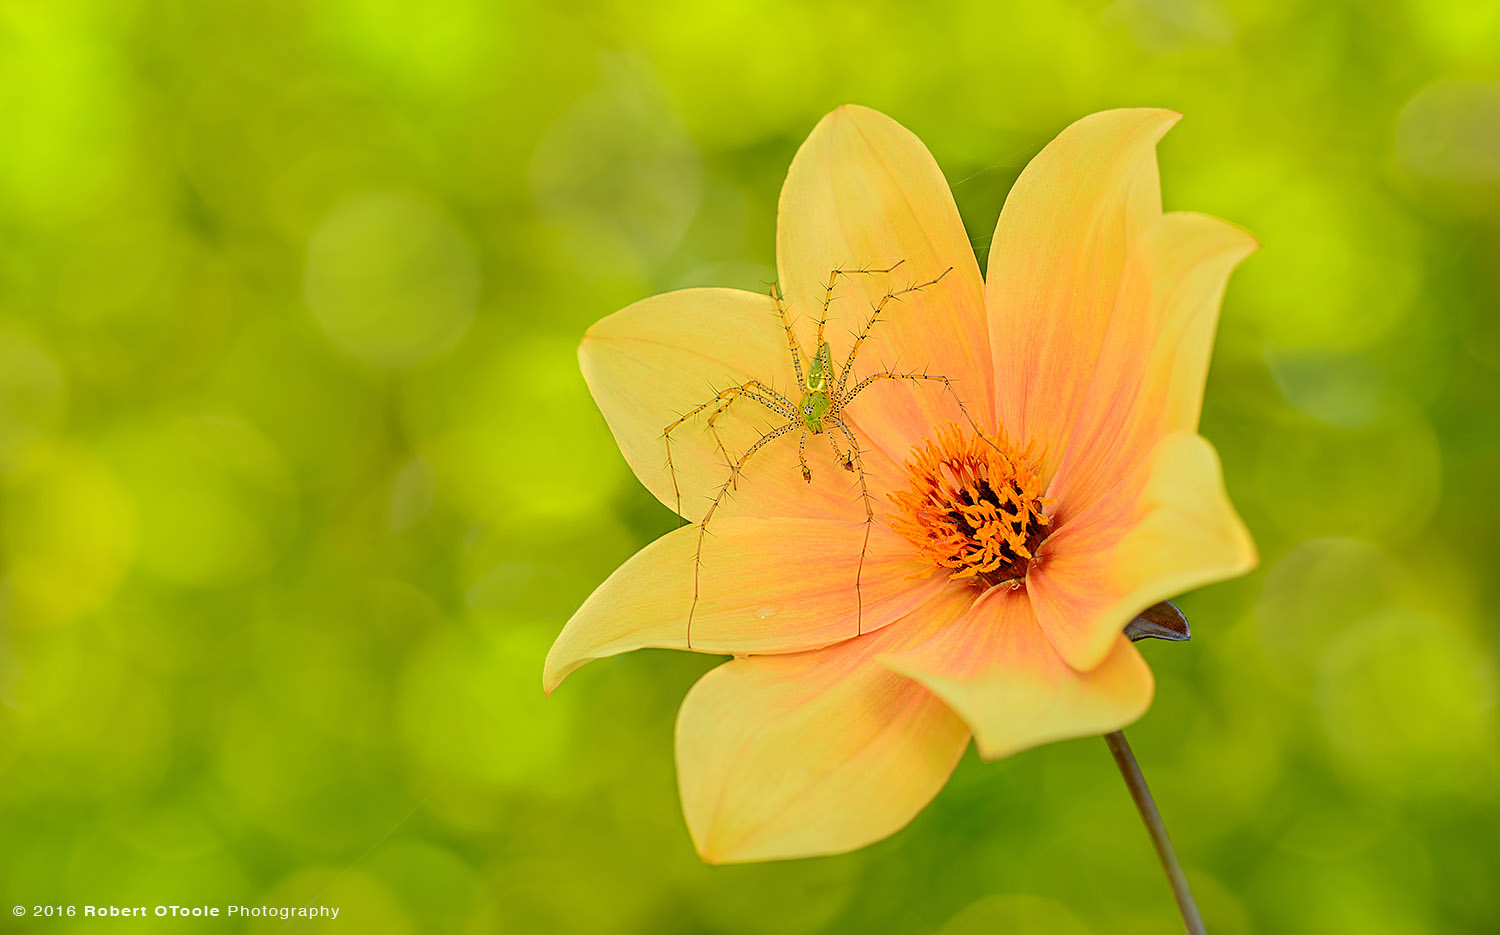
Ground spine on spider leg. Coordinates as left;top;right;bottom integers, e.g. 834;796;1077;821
662;431;687;526
662;380;802;523
938;380;1012;456
683;420;797;652
813;268;840;361
772;282;809;394
813;260;907;360
828;414;875;639
834;266;945;398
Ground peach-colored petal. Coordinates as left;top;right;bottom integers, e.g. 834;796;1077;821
676;588;974;863
1026;432;1257;671
880;587;1152;760
984;109;1177;483
1045;212;1259;522
543;517;949;693
1129;215;1259;446
582;287;898;524
777;105;993;465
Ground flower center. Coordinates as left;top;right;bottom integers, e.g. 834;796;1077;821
889;423;1051;588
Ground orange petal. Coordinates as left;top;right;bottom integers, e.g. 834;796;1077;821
881;587;1152;760
676;589;973;863
985;108;1177;482
777;105;993;465
582;287;895;524
1026;432;1257;671
543;517;949;693
1045;212;1259;520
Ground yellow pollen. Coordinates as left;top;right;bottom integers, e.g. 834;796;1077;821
889;423;1052;588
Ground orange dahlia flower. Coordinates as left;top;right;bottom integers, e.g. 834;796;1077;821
544;105;1256;863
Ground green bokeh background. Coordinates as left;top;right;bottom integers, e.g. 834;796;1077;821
2;1;1497;932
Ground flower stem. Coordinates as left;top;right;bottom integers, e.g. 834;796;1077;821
1104;730;1205;935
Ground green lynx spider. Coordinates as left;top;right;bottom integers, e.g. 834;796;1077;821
662;260;994;649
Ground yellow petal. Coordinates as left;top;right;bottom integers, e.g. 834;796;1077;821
1027;432;1257;671
985;108;1178;482
777;105;992;465
881;587;1153;760
676;589;973;863
543;517;949;693
582;287;891;524
1137;214;1260;437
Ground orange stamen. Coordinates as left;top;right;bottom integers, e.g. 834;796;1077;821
889;423;1052;588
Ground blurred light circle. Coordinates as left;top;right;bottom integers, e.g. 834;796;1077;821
208;313;388;491
1;444;135;628
1396;80;1500;184
104;414;295;589
254;869;410;935
0;8;129;223
387;456;435;532
1317;610;1496;795
10;632;170;793
530;56;703;266
1255;537;1399;679
1236;181;1419;351
309;0;496;95
263;604;388;746
397;625;575;792
682;853;859;935
938;894;1091;935
408;333;622;529
1257;406;1441;542
304;191;479;368
364;841;492;932
1264;348;1391;429
0;329;67;474
496;859;653;934
109;804;224;861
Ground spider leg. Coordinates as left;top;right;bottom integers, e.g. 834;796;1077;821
837;370;1004;457
813;260;907;369
663;380;797;520
827;414;874;637
703;395;739;477
687;420;798;649
824;429;854;472
797;425;811;482
771;282;808;395
705;384;794;487
834;266;952;398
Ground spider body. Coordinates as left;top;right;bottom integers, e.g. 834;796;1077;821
799;347;833;435
662;261;992;647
